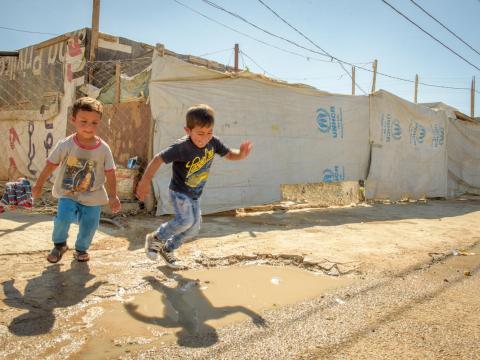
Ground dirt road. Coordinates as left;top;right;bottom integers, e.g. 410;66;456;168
1;198;479;359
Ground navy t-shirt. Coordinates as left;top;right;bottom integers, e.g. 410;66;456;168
159;136;230;199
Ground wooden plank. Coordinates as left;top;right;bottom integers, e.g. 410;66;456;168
98;32;117;42
414;74;419;103
34;35;68;50
371;59;378;94
155;43;165;57
114;63;121;104
234;43;239;72
471;76;476;120
352;66;356;95
88;0;100;83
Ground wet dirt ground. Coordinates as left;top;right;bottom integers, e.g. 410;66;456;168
1;198;480;359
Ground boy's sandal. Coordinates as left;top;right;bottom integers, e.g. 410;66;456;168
47;245;68;263
74;250;90;262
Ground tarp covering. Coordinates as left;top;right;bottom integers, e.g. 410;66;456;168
0;30;87;181
423;102;480;197
446;117;480;196
366;90;448;200
149;54;370;214
0;75;76;181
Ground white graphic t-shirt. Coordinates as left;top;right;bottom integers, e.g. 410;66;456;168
48;134;116;206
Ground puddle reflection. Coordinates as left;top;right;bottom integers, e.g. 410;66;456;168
125;272;267;347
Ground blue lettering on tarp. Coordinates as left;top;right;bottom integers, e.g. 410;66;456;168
27;121;37;175
315;106;344;139
431;123;445;148
316;108;330;133
44;133;53;157
322;165;345;182
409;121;426;145
381;113;402;142
392;120;401;140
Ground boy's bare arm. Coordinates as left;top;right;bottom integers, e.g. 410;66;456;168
225;140;253;161
105;170;121;213
32;162;58;199
136;154;164;201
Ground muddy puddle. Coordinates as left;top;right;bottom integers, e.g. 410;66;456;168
73;265;353;358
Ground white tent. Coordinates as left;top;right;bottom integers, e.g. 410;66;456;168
149;53;370;214
367;90;448;200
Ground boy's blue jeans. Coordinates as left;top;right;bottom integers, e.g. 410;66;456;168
52;198;101;252
156;190;201;252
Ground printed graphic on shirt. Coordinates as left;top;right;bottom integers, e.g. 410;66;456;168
61;156;97;193
185;147;215;194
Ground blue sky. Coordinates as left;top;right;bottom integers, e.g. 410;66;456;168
1;0;479;114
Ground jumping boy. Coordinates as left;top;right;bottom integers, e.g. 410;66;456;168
32;97;121;263
136;104;252;269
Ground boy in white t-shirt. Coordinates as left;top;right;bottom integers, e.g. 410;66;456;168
32;97;121;263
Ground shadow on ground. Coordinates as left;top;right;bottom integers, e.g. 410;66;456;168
2;260;105;336
123;269;266;348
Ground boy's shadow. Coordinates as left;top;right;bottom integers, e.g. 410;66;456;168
124;270;267;348
2;261;106;336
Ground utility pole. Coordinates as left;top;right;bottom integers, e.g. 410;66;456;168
234;44;239;72
414;74;419;103
351;66;356;95
471;76;476;119
89;0;100;83
371;59;378;94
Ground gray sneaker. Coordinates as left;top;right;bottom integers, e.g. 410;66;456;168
157;246;184;269
145;232;162;261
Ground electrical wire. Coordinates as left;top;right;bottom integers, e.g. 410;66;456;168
256;0;367;94
409;0;480;57
171;0;338;64
381;0;480;72
176;0;480;94
240;50;279;78
0;25;58;36
197;48;233;57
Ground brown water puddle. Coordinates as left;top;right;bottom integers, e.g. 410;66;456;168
73;265;353;358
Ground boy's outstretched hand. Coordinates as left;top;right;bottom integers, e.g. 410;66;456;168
239;140;253;159
226;140;253;161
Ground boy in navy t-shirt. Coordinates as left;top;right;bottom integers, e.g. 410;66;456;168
136;104;252;268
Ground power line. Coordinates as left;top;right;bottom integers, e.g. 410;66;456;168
201;0;332;59
381;0;480;72
171;0;335;64
255;0;367;94
409;0;480;57
197;48;233;57
174;0;479;94
240;50;278;78
203;0;367;94
0;25;58;36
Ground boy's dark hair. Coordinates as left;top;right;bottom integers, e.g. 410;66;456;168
186;104;215;129
72;97;103;117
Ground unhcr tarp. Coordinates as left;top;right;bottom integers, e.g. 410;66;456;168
422;102;480;197
149;53;370;214
447;117;480;197
367;90;448;200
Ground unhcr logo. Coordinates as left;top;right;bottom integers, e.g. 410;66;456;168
409;121;426;145
392;120;402;140
315;106;344;139
322;165;345;182
316;108;331;133
380;114;402;142
431;123;445;148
